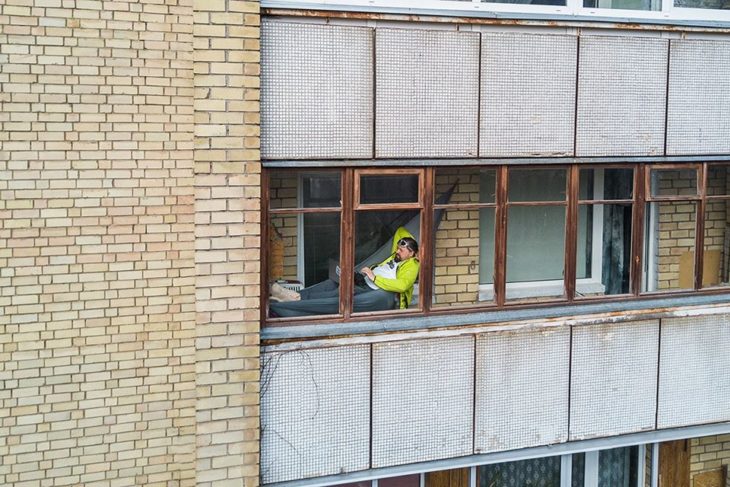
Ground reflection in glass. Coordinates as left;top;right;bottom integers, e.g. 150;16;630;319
379;475;420;487
506;205;566;300
509;168;567;202
703;200;730;288
360;174;419;205
584;0;660;10
269;171;341;209
643;201;696;292
268;212;341;318
482;0;567;5
435;167;497;204
478;456;562;487
572;452;585;487
433;208;493;307
577;204;632;297
650;168;698;198
707;164;730;197
579;168;634;201
598;447;639;487
674;0;730;8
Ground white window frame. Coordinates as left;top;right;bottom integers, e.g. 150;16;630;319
262;0;730;25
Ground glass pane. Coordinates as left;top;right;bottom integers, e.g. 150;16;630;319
478;456;561;487
650;168;698;198
577;204;633;297
268;212;341;318
509;168;567;202
643;201;696;292
483;0;566;6
703;200;730;288
707;164;730;197
674;0;729;8
598;446;639;487
433;208;493;307
435;168;497;205
572;452;586;487
355;210;421;312
360;174;419;205
584;0;660;9
506;205;566;300
379;475;419;487
579;168;634;201
269;171;341;209
333;483;371;487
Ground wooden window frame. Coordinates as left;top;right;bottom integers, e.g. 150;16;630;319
263;162;730;327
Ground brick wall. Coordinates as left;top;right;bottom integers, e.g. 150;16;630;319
690;434;730;483
193;0;261;486
0;0;261;485
0;0;197;485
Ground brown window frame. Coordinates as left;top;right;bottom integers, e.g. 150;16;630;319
262;162;730;326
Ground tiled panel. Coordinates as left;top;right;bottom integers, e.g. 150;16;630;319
658;314;730;428
570;320;659;440
481;33;577;157
371;337;474;467
261;21;373;159
475;327;570;453
260;346;370;483
576;36;667;156
667;39;730;155
376;28;479;158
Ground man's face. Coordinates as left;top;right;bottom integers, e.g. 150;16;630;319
395;245;415;262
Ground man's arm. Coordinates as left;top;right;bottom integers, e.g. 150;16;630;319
372;260;419;294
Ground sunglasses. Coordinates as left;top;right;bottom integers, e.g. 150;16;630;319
397;239;416;252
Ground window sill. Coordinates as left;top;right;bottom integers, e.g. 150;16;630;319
261;291;730;341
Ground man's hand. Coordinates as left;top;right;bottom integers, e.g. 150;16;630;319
361;267;375;280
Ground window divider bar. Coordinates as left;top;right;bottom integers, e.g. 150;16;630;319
422;168;435;313
261;169;271;324
342;168;355;319
632;165;646;296
565;165;579;301
694;163;707;290
494;166;508;307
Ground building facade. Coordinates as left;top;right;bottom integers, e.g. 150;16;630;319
1;0;730;487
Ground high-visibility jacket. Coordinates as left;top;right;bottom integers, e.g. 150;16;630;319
374;226;420;309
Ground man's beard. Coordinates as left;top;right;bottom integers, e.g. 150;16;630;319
394;254;402;263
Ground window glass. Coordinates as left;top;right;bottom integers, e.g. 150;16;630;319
583;0;660;10
379;475;420;487
674;0;728;8
707;164;730;196
506;205;566;300
435;167;496;205
509;168;567;202
269;171;341;210
433;208;494;307
643;201;697;292
355;210;421;313
579;168;634;201
650;168;698;198
598;446;639;487
478;456;562;486
268;212;341;318
360;174;419;205
482;0;567;6
572;452;585;487
703;200;730;288
577;203;633;297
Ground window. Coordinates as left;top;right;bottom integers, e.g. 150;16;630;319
264;163;730;324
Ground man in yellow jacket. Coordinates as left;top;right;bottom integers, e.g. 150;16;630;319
269;226;419;317
360;226;419;310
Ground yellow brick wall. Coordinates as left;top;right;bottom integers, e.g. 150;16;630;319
0;1;197;485
1;0;261;485
433;169;483;306
690;434;730;482
193;0;261;486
